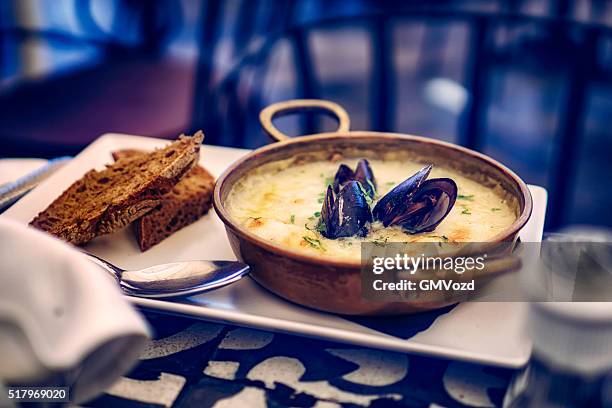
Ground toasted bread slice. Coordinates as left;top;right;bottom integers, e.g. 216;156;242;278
30;132;203;245
112;149;215;251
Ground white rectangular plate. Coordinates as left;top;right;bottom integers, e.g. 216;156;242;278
2;133;547;368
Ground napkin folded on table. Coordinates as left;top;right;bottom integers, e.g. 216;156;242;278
0;218;150;403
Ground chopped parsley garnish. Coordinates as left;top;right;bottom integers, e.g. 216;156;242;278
458;194;475;201
366;179;377;196
315;221;327;234
338;239;353;247
305;220;326;234
432;235;449;241
313;211;321;217
290;214;295;224
303;236;324;250
324;177;334;188
356;181;373;205
491;208;501;212
386;181;396;186
372;237;389;247
461;207;472;215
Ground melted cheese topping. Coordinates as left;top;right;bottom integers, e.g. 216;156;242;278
226;158;517;261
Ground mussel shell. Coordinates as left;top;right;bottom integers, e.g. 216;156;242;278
333;159;376;198
322;181;372;239
332;164;355;194
354;159;376;198
320;185;335;234
372;164;432;226
393;178;458;233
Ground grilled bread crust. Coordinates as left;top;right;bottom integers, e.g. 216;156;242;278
30;132;203;245
112;149;215;251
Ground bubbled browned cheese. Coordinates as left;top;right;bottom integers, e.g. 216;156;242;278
226;159;517;261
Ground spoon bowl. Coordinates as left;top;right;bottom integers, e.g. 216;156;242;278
84;253;250;299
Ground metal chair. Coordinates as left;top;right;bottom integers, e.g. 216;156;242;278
191;1;612;230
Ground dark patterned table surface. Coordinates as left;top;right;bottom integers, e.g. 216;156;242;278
87;311;514;408
0;161;515;408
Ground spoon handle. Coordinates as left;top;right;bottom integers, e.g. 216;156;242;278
82;252;123;282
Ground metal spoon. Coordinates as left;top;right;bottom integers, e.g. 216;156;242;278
84;252;249;299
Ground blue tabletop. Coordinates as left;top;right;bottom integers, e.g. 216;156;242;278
88;311;514;407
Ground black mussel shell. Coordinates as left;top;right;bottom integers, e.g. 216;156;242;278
321;180;373;239
372;164;432;226
354;159;376;198
390;178;457;233
320;185;335;234
333;164;355;194
333;159;376;198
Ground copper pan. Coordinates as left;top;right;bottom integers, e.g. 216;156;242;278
213;100;532;315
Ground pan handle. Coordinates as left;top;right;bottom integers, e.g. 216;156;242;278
259;99;351;142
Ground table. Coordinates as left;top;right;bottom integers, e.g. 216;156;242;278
1;158;516;408
89;311;513;407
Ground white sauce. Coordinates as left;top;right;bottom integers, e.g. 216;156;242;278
226;158;517;261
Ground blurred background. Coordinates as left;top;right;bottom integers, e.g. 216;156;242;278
0;0;611;231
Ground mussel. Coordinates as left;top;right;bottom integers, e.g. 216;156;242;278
320;181;373;239
320;162;456;239
333;159;376;199
372;164;457;233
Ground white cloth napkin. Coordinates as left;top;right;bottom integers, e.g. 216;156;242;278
0;218;150;403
